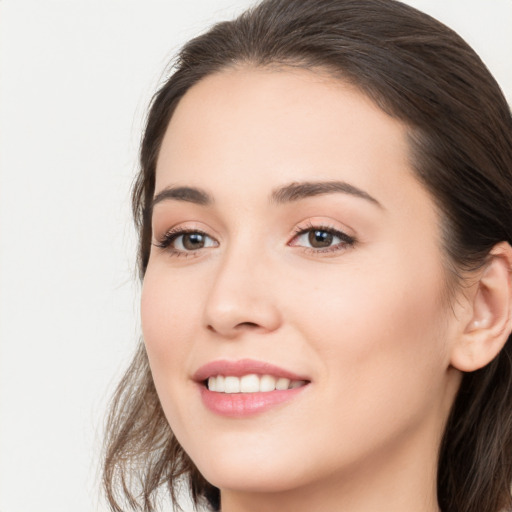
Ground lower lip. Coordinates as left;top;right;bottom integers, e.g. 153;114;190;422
199;384;309;417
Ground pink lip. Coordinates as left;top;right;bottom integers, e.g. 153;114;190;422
199;385;308;417
193;359;311;418
192;358;309;382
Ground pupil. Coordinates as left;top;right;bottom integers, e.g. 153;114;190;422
183;233;205;250
309;230;333;248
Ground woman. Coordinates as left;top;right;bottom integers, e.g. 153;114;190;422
103;0;512;511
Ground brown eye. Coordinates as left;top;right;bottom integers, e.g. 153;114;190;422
308;230;333;248
181;232;207;250
290;226;355;253
154;229;218;253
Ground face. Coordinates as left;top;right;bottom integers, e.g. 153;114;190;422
142;67;461;497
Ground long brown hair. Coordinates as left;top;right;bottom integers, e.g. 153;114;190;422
103;1;512;511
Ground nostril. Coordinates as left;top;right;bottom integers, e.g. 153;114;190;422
237;322;259;329
207;321;260;333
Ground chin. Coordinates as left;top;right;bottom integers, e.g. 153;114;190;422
189;444;311;494
202;465;305;494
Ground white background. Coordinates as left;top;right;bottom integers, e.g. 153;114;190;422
0;1;511;511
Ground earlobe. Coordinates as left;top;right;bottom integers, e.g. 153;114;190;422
450;242;512;373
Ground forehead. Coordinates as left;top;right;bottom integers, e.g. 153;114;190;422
155;66;432;220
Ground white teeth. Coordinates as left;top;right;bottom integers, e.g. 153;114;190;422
240;374;260;392
206;374;307;393
260;374;277;392
216;375;225;392
224;376;240;394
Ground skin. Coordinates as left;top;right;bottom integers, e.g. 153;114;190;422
141;66;470;512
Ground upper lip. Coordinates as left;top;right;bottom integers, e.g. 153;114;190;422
192;359;310;382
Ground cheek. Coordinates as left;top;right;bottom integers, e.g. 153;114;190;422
287;253;450;415
140;263;206;437
264;260;452;477
288;250;446;347
141;257;201;339
140;263;199;384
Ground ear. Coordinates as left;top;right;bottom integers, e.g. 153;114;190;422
450;242;512;372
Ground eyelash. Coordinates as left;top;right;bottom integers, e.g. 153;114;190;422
290;222;356;254
153;223;356;258
153;227;215;258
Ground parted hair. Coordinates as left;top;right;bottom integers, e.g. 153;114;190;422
102;1;512;511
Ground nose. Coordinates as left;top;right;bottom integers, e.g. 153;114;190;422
203;246;282;339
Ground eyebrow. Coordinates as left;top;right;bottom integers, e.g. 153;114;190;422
151;180;382;209
270;180;383;208
152;186;213;207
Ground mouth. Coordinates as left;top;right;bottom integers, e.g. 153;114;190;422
204;374;308;393
193;359;311;416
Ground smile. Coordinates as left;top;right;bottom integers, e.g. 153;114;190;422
207;374;308;393
194;359;311;416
